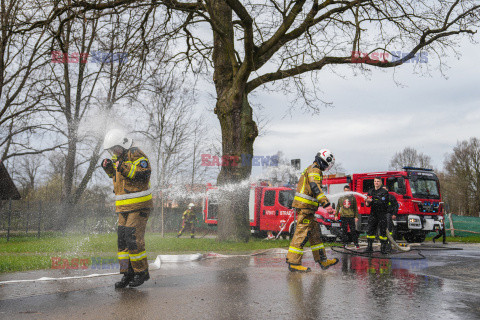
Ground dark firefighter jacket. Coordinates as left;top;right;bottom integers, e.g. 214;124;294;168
292;163;330;211
387;193;399;215
366;187;389;216
103;147;153;213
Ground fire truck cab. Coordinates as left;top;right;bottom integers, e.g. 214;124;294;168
204;183;295;238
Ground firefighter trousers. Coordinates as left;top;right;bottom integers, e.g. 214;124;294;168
341;217;359;246
286;209;327;265
366;214;388;243
117;209;149;274
178;221;195;236
387;213;396;235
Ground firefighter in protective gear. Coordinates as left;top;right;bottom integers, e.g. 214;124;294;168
101;128;152;288
365;178;389;254
334;185;359;248
385;186;398;253
177;203;198;238
286;149;339;272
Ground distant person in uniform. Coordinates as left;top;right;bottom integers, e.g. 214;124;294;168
177;203;198;238
384;186;398;253
334;185;359;248
433;217;447;244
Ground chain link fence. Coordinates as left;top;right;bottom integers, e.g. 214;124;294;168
0;200;213;241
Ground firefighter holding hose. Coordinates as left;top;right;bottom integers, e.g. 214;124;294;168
101;128;152;288
385;186;398;253
365;177;389;254
286;149;339;272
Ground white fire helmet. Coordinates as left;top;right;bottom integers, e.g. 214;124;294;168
188;203;194;208
103;128;133;150
315;149;335;171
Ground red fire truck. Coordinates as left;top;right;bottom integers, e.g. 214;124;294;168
203;167;444;243
203;182;339;241
323;167;444;243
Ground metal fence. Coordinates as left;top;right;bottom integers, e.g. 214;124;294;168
0;200;212;241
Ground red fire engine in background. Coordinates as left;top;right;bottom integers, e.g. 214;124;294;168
203;167;444;243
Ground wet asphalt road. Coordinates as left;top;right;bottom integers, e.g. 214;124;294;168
1;243;480;320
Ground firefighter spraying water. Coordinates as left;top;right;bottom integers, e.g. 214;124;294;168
286;149;339;273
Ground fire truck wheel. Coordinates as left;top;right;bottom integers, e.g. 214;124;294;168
392;229;401;241
413;234;426;243
404;232;415;243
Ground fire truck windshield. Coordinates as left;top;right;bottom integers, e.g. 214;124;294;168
409;177;440;199
279;190;295;208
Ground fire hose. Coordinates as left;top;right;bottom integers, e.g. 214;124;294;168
386;229;410;252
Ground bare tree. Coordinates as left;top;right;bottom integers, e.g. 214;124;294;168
12;154;44;198
187;116;212;186
19;0;480;240
155;0;479;241
0;0;57;161
135;74;196;193
442;138;480;216
42;6;166;227
133;72;204;235
390;147;433;170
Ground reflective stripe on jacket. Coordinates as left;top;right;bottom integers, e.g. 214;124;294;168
103;147;153;213
292;163;329;210
182;209;197;223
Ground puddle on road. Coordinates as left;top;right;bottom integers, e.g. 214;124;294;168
2;248;480;320
241;252;455;320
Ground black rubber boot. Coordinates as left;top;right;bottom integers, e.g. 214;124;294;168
115;273;134;289
386;241;392;253
365;239;374;253
129;270;150;288
380;241;389;254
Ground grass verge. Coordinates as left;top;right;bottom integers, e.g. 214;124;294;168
0;232;292;273
1;233;479;273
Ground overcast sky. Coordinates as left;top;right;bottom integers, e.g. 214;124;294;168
193;37;480;180
241;39;480;176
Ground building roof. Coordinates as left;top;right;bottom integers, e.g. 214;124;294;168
0;161;21;200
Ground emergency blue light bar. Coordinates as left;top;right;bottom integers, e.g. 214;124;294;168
403;166;433;171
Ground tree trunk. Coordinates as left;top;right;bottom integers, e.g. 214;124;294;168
215;91;258;242
210;0;258;241
61;125;78;230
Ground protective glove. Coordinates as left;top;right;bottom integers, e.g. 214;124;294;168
102;158;113;170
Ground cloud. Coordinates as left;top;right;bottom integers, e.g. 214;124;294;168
251;40;480;175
